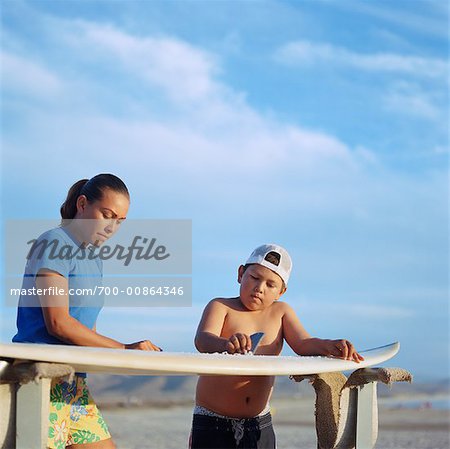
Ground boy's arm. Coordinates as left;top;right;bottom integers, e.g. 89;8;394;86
195;299;231;353
282;303;363;362
195;299;252;354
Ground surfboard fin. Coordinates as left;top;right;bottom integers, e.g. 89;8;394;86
250;332;264;353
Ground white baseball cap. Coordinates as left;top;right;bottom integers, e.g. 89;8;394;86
245;243;292;286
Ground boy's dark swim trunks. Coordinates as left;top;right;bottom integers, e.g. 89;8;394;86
190;411;276;449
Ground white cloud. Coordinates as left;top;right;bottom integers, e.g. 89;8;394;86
383;82;443;122
275;40;447;79
370;28;413;50
427;0;450;15
323;0;448;39
0;51;63;96
299;300;414;319
1;21;360;178
5;109;354;189
65;21;221;105
2;19;446;240
434;145;449;155
1;10;447;374
350;304;414;319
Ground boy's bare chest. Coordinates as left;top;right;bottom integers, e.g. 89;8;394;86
221;307;284;352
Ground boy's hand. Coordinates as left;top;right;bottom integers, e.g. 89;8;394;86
225;333;252;354
323;339;364;363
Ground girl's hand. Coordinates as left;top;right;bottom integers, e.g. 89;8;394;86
226;333;252;354
323;339;364;363
125;340;162;351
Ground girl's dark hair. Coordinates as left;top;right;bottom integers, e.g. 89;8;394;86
60;174;129;221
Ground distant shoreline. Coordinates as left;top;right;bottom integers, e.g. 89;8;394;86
99;398;195;410
96;394;450;414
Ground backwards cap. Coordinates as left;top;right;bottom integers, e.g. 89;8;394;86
245;243;292;285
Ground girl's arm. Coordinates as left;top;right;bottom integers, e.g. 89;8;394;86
37;269;160;350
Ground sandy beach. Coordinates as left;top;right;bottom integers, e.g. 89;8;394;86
101;397;450;449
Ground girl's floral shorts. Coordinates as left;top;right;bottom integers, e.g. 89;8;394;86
48;375;111;449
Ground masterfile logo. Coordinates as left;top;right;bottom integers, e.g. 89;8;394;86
4;219;192;307
27;235;171;267
6;219;191;275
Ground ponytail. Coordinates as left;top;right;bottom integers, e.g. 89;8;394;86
60;179;89;222
60;174;129;224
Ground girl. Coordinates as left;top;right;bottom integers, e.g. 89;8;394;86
13;173;160;449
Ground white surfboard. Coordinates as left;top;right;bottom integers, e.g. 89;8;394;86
0;342;399;376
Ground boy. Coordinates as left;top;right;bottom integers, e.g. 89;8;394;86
191;243;363;449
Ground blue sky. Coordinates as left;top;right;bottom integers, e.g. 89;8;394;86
1;0;448;381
